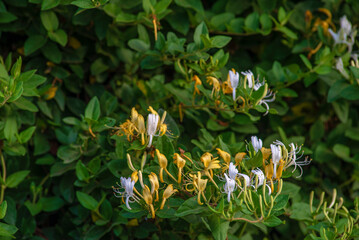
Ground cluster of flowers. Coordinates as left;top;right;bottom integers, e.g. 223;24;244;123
113;125;310;217
114;107;168;147
330;15;359;82
193;69;276;115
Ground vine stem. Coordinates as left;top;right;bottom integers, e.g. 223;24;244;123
0;149;6;204
229;216;263;223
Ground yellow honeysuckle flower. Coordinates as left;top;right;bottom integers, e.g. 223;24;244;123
235;152;246;166
148;172;159;201
131;171;138;183
147;106;158;115
156;149;176;183
200;152;220;189
196;172;208;205
137;115;146;145
206;76;221;97
131;107;138;124
192;75;202;96
142;185;155;218
173;153;186;183
216;148;231;165
261;147;271;162
160;184;178;209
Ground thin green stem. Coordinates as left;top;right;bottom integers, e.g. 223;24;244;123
0;149;6;204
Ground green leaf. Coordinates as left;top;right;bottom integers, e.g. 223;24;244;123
263;215;283;227
290;202;312;221
48;29;68;47
245;150;263;168
76;191;98;210
273;194;289;210
6;170;30;188
41;0;60;10
41;11;59;31
72;0;96;8
4;116;17;143
345;128;359;141
13;97;38;112
300;54;312;69
24;35;47;56
41;42;62;63
76;161;90;182
39;197;65;212
333;144;351;161
194;22;208;47
0;12;17;23
207;216;230;240
245;12;259;31
18;126;36;144
0;201;7;219
7;81;23;102
57;145;82;163
211;36;231;48
0;222;18;237
128;39;149;52
85;96;101;121
175;197;207;217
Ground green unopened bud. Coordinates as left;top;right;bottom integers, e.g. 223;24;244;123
316;191;325;213
309;191;314;213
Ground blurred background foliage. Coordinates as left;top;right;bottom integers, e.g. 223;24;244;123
0;0;358;239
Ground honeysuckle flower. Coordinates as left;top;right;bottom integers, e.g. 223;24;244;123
229;69;239;100
193;75;202;96
237;173;251;187
253;77;265;91
142;184;155;218
251;136;262;153
113;177;136;210
131;107;139;124
148;172;159;201
335;58;350;79
258;90;275;116
206;76;221;97
228;162;238;180
223;173;236;202
173;153;186;183
156;149;176;182
216;148;231;165
200;152;220;189
285;143;311;177
195;172;208;205
234;152;246;166
137;115;146;145
160;184;178;209
270;144;282;179
329;15;356;52
147;113;159;147
241;70;254;89
251;168;265;187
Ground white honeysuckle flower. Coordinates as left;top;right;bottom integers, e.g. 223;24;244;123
270;144;282;178
113;177;136;210
253;80;265;91
335;58;350;79
251;136;263;153
238;173;251;187
146;113;159;147
241;70;254;88
340;15;352;36
229;70;239;101
223;173;236;202
228;162;238;180
251;168;265;187
286;143;311;178
258;90;275;116
329;15;356;53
